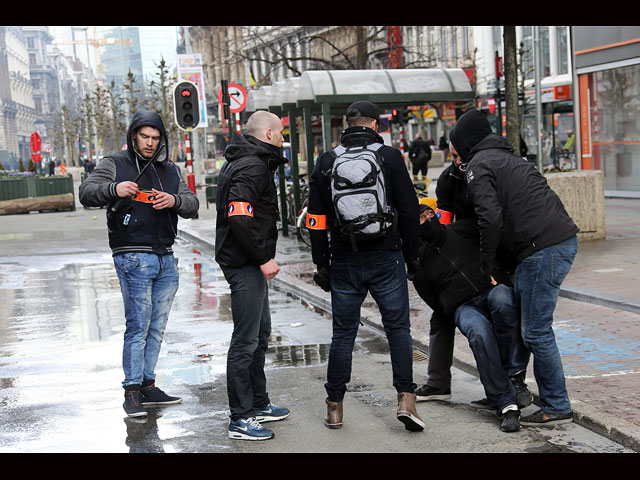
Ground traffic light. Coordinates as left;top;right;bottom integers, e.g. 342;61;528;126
173;81;200;130
391;108;406;124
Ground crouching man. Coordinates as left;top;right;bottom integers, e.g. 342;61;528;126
412;203;531;432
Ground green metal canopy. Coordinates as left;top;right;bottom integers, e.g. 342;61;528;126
246;68;474;112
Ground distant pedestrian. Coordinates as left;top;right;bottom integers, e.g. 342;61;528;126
306;100;424;433
215;110;291;441
79;109;199;419
84;158;95;174
449;109;579;427
439;134;449;160
409;134;431;181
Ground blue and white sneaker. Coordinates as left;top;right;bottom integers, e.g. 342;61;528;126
255;403;291;423
228;417;274;441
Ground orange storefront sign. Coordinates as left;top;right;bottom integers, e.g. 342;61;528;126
553;85;572;101
578;74;592;169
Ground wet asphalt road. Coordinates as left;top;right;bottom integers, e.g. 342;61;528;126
0;207;633;453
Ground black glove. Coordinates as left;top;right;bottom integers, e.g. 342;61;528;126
406;258;420;282
313;264;331;292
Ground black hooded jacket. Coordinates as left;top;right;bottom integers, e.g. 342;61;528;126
449;110;579;275
214;133;287;268
413;217;494;319
79;109;199;256
306;126;420;267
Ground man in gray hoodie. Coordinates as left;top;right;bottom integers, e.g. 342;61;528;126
80;109;198;418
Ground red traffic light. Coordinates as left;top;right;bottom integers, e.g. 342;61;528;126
181;90;192;97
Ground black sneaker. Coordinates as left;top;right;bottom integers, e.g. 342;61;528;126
140;384;182;406
500;408;521;432
414;385;451;402
520;409;573;427
123;390;147;418
510;371;533;409
470;397;494;410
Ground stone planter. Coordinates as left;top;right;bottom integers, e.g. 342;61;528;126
544;170;605;241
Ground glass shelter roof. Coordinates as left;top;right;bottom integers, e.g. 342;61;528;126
246;68;474;112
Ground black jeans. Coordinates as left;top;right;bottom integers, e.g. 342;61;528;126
425;311;455;389
222;265;272;421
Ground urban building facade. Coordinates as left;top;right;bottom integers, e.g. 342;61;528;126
0;26;36;168
573;26;640;193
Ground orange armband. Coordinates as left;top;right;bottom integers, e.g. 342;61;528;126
228;201;254;217
306;213;327;230
436;208;453;225
131;190;157;203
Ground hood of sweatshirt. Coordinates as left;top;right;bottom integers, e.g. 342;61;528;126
126;109;169;166
224;132;287;171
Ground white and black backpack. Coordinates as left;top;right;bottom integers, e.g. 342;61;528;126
330;142;395;250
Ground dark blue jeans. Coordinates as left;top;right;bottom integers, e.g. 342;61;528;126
455;284;530;412
325;250;416;402
113;252;179;389
515;235;578;415
222;265;272;421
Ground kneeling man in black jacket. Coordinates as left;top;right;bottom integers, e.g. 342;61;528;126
412;205;531;432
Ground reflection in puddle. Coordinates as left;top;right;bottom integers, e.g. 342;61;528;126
267;343;330;367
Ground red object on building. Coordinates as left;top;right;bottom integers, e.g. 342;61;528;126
495;55;503;78
387;26;403;69
554;85;571;101
30;131;42;163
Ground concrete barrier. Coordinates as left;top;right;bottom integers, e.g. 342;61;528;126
545;169;605;241
430;150;445;167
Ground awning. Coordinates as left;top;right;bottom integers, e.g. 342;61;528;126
246;68;475;113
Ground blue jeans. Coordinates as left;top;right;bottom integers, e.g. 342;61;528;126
221;265;272;421
455;284;530;412
114;252;179;389
325;250;416;402
514;235;578;415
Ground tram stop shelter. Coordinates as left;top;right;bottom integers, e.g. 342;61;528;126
244;68;474;235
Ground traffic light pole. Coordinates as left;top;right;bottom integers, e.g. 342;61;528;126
184;131;196;194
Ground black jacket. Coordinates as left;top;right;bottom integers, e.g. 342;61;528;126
79;109;199;256
435;162;476;222
449;110;579;275
409;138;431;164
307;126;420;267
214;133;286;268
413;218;494;319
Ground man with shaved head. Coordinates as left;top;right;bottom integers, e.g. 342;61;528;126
215;110;290;441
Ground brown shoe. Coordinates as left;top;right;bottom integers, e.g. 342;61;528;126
397;392;425;432
324;398;343;429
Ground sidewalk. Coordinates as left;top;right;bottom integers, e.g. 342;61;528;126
178;166;640;452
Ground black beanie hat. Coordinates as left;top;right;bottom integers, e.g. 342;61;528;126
449;109;492;163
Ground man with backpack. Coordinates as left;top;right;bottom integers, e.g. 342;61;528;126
306;101;423;432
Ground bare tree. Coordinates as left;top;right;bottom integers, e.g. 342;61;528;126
106;80;127;152
503;26;521;155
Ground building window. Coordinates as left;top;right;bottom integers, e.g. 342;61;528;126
556;26;568;75
586;63;640;191
462;26;470;57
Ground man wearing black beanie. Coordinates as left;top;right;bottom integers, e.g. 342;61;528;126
449;109;579;427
